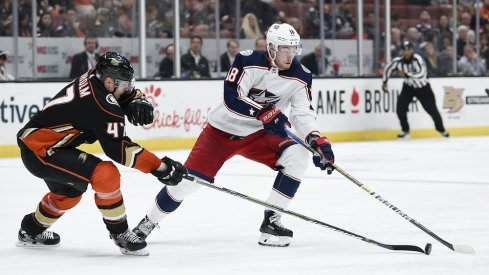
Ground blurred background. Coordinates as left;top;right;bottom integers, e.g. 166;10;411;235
0;0;486;80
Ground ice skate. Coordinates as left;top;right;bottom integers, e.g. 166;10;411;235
110;229;148;256
397;131;410;139
16;228;60;247
258;211;293;247
132;215;159;240
438;131;450;138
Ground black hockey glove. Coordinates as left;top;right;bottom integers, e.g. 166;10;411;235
151;157;188;186
125;89;154;126
256;104;291;138
307;133;335;175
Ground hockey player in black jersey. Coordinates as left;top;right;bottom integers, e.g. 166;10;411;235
382;41;449;139
15;52;187;256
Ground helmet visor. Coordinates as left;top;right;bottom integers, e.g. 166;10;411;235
115;77;135;94
277;45;302;56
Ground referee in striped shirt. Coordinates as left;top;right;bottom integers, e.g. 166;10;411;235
382;41;449;139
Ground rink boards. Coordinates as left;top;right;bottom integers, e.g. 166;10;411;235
1;77;488;157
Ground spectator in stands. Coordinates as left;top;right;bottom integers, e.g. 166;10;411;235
390;13;401;30
456;25;470;59
467;29;477;46
218;0;236;30
460;12;473;30
116;0;134;19
424;31;440;52
241;0;278;33
421;42;441;77
100;0;115;16
240;13;263;39
17;0;32;17
91;7;116;37
114;14;133;37
300;46;329;76
416;10;438;39
481;34;489;71
38;13;57;37
0;50;14;81
438;46;454;76
481;0;489;24
181;35;210;79
391;27;403;58
457;44;486;76
58;9;80;37
74;0;96;21
147;5;172;38
335;0;354;33
482;21;489;38
255;37;267;52
220;39;239;73
363;11;375;40
157;44;174;78
287;17;304;38
0;0;16;36
69;36;100;79
190;1;212;36
18;12;32;37
405;27;422;53
306;2;334;38
437;15;452;45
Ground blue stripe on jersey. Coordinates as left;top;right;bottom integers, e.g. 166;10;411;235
273;171;300;199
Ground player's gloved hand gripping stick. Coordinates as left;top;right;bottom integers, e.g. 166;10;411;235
256;104;291;138
305;133;334;175
285;128;475;254
152;157;188;186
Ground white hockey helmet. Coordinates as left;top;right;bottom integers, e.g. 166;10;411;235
266;23;302;59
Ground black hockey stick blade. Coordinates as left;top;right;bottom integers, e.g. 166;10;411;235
377;242;432;255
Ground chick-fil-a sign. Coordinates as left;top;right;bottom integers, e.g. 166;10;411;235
144;107;210;132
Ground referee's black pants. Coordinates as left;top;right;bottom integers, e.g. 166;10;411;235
397;83;446;133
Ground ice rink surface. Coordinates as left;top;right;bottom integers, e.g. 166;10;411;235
0;136;488;275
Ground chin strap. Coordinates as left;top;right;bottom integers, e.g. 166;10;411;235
267;46;279;69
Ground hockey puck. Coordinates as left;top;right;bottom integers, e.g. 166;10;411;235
425;243;432;255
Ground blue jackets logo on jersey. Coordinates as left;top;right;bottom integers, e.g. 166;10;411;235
248;88;279;105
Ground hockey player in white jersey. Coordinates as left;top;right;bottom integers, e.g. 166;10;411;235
133;23;334;247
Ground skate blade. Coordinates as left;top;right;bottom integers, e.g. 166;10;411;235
15;241;60;248
258;233;291;247
119;247;149;256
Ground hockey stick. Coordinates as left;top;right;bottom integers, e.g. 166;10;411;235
285;128;475;254
183;174;431;254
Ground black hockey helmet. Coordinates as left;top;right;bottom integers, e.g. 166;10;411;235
96;52;134;82
400;41;414;51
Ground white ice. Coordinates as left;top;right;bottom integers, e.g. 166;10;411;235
0;136;488;275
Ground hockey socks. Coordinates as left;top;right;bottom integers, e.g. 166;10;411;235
259;171;299;247
265;171;300;211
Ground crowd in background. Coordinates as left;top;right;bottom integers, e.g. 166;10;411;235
1;0;489;78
